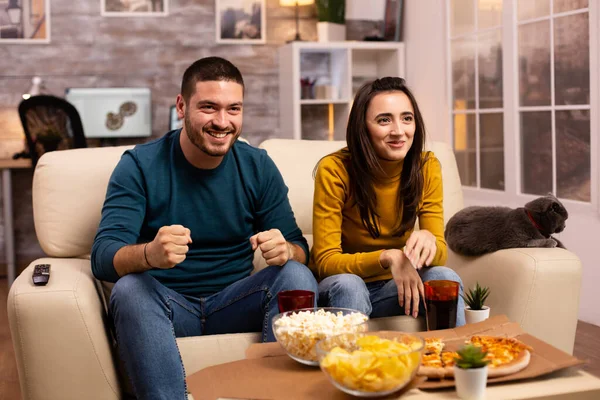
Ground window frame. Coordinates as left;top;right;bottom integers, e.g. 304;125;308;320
446;0;599;215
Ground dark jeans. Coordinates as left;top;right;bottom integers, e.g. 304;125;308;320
109;261;318;400
317;266;465;324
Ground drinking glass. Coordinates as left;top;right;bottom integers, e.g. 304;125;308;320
424;280;459;331
277;290;315;313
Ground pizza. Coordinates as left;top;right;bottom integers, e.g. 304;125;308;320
418;335;532;379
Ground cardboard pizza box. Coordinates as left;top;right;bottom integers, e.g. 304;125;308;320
186;315;584;398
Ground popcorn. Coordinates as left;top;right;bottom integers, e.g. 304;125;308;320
273;309;368;362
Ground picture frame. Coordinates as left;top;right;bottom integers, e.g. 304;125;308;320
382;0;403;42
0;0;51;43
101;0;169;17
215;0;266;44
169;105;183;131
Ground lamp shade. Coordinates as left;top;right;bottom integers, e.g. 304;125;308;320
22;76;44;100
279;0;314;6
6;0;21;25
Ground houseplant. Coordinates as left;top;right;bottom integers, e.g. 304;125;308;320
454;344;490;400
315;0;346;42
462;282;490;324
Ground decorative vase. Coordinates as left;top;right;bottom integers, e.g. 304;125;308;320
317;22;346;42
464;306;490;324
454;365;488;400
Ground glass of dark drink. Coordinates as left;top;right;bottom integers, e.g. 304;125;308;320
424;280;459;331
277;290;315;313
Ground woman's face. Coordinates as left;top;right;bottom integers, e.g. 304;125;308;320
365;91;416;161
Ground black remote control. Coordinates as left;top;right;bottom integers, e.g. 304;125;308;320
32;264;51;286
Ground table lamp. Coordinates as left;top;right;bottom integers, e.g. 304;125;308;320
6;0;21;25
22;76;45;100
279;0;314;42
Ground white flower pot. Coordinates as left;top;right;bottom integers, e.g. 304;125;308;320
454;365;488;400
317;22;346;42
465;306;490;324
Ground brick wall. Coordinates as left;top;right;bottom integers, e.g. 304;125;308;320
0;0;378;271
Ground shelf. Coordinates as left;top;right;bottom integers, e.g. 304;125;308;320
288;41;404;51
279;42;405;140
300;99;350;105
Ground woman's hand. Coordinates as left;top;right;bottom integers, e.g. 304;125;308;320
404;230;437;270
380;249;424;318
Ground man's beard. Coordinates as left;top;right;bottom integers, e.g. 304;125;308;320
184;113;238;157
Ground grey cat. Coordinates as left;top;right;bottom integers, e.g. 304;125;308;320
445;193;568;256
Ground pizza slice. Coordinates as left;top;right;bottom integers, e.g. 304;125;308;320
468;336;532;378
424;337;445;355
441;351;459;368
419;336;533;379
419;353;450;379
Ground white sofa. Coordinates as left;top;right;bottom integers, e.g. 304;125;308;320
8;139;582;400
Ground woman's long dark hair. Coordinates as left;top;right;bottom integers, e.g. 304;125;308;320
345;77;428;239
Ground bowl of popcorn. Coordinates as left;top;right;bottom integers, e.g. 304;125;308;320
316;332;424;397
271;307;369;366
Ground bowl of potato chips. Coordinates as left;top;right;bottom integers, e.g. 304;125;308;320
272;307;369;366
316;332;424;397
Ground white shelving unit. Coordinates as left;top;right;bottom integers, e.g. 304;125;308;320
278;41;405;140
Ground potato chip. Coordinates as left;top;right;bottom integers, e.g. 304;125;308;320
320;334;423;393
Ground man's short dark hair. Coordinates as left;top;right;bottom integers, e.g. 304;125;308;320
180;57;244;101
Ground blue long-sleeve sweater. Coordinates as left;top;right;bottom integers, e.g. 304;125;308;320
91;130;308;297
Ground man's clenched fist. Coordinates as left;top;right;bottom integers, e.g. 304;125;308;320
249;228;292;266
146;225;192;269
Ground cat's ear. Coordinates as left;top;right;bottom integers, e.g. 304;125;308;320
550;202;562;213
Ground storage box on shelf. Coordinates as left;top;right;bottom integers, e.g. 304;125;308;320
278;41;405;140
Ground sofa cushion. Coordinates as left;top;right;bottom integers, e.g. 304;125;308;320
259;139;347;236
178;333;262;377
33;145;133;257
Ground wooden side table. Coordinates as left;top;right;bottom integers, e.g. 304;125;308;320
0;158;32;287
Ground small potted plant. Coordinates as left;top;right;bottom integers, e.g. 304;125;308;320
454;344;490;400
462;282;490;324
315;0;346;42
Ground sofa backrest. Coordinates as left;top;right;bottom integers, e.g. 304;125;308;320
33;145;134;257
32;139;463;258
259;139;464;235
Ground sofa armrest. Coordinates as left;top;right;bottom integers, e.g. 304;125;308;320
448;248;582;354
8;258;122;400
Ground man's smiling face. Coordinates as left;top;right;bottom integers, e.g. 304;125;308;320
182;80;244;158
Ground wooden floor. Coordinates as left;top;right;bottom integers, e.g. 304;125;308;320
573;320;600;378
0;278;599;399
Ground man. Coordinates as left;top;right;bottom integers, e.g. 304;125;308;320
91;56;317;400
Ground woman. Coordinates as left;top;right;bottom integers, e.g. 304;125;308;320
310;77;465;325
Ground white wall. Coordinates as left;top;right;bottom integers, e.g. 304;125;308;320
346;0;385;21
398;2;600;326
402;1;451;145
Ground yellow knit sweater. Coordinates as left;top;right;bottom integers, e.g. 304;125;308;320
309;149;447;282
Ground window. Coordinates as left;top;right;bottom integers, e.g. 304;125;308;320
448;0;594;204
517;0;591;201
450;0;505;190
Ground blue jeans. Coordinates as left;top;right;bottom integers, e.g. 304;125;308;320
317;266;465;326
109;260;317;400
